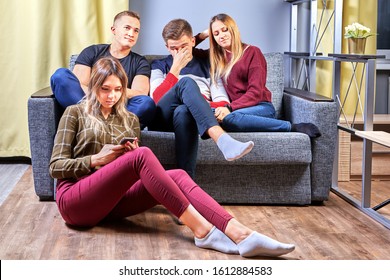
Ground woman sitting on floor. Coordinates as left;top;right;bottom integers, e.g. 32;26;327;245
49;56;295;258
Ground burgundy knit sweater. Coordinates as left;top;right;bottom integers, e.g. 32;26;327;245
223;45;272;111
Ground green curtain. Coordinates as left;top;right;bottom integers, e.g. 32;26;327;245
0;0;128;157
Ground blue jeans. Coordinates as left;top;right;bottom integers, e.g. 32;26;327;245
50;68;156;127
149;77;219;178
221;102;291;132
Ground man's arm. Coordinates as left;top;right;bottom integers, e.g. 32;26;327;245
127;75;149;98
193;30;210;58
168;48;192;78
74;64;149;98
150;70;178;104
195;29;209;45
73;64;91;94
150;48;192;104
209;78;230;108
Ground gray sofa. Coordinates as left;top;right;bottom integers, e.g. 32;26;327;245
28;52;337;204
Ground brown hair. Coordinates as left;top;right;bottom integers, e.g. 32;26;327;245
209;13;244;84
113;10;140;24
84;57;136;133
162;18;193;43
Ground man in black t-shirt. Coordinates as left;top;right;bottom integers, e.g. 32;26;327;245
50;11;155;128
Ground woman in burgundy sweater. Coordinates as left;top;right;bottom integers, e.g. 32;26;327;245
208;13;321;138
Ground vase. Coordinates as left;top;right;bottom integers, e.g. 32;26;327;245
348;38;367;55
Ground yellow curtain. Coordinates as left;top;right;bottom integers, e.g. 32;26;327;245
340;0;377;115
0;0;128;158
315;0;335;98
315;0;378;115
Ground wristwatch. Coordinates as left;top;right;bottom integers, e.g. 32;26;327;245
224;104;232;112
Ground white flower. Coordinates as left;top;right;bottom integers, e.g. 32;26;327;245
344;22;375;38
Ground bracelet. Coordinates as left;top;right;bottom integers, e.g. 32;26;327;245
224;104;232;112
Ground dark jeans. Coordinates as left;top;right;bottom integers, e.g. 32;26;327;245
149;77;219;178
51;68;156;127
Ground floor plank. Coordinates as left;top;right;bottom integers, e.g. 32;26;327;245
0;167;389;260
0;163;29;205
338;180;390;219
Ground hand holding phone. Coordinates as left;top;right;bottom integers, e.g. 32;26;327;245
120;137;137;145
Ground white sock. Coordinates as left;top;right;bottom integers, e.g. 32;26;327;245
216;133;254;161
194;226;239;254
238;231;295;257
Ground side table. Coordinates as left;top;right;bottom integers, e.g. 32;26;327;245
330;53;390;229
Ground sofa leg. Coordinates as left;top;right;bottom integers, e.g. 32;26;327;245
38;195;54;201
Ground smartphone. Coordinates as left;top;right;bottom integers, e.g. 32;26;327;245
120;137;136;144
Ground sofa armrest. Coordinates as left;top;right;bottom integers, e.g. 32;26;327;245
31;86;54;98
284;87;333;102
283;89;337;132
28;87;63;200
283;89;338;202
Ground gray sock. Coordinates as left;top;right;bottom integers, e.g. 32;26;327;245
238;231;295;257
217;133;254;161
194;226;239;254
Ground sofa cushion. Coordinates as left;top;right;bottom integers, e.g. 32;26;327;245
197;132;311;164
141;131;312;165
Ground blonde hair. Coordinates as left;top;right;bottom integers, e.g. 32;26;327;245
209;14;244;84
82;57;137;133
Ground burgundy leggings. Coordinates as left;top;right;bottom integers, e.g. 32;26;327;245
56;147;233;231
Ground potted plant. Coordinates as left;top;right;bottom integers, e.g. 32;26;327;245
344;22;376;54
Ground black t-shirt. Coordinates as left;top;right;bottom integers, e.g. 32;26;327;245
75;44;150;88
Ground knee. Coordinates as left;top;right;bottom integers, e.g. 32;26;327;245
173;106;196;129
131;146;155;162
50;68;80;97
166;169;190;181
132;146;153;158
175;78;201;101
129;95;155;108
222;113;242;130
177;77;196;86
122;146;156;167
173;105;190;118
51;68;71;86
127;96;156;126
143;98;157;117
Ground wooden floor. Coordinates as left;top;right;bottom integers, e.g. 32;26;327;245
0;163;29;205
0;166;389;260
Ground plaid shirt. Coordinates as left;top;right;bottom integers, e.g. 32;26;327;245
49;104;140;180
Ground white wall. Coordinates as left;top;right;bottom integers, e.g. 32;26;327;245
129;0;291;55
